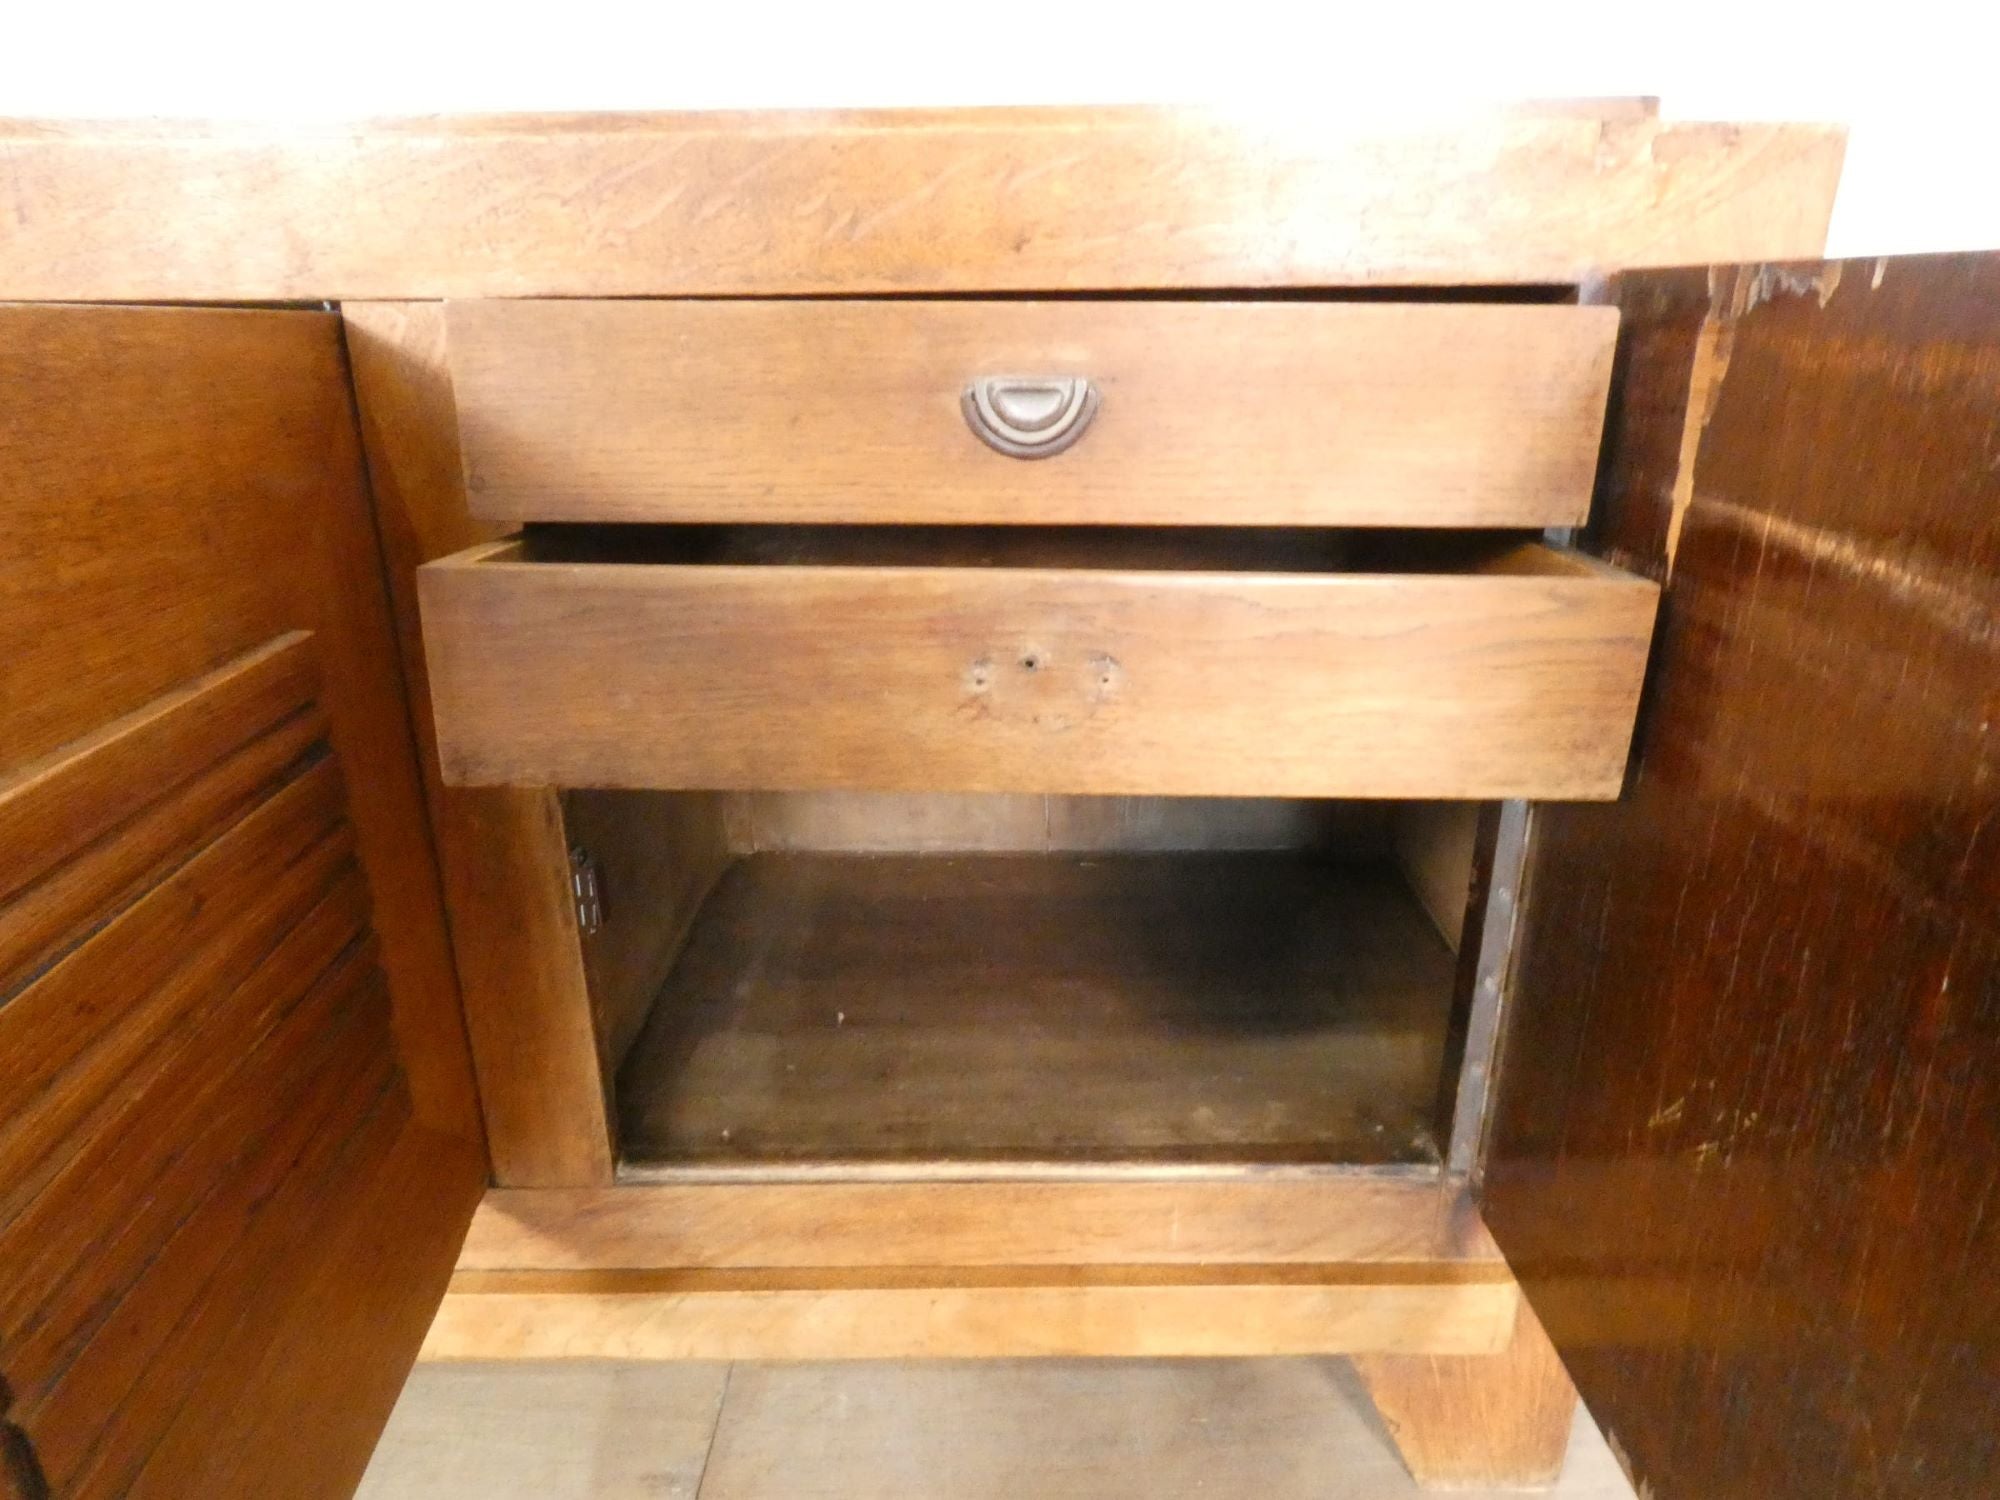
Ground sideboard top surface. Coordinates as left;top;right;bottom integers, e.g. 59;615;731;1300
0;105;1844;300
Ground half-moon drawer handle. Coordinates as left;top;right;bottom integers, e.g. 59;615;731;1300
962;376;1100;459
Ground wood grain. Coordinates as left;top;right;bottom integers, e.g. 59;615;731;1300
445;299;1618;528
616;853;1453;1167
25;973;394;1492
419;539;1659;799
0;632;317;906
125;1111;482;1500
421;1265;1521;1361
1353;1300;1578;1487
0;110;1841;298
562;790;732;1074
0;301;479;1142
1391;801;1483;951
0;772;355;1213
343;299;611;1186
460;1178;1499;1271
1485;255;2000;1500
0;304;484;1498
0;645;330;1004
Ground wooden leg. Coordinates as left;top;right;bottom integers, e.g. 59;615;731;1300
1352;1297;1577;1489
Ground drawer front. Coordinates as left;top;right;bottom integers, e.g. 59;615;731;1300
418;543;1658;800
446;299;1618;528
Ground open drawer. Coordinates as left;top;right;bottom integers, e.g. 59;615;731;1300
416;528;1659;799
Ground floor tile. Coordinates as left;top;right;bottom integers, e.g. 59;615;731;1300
696;1358;1636;1500
354;1360;730;1500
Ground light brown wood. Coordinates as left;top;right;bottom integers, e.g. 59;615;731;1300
460;1178;1499;1271
0;301;480;1144
419;537;1660;799
446;299;1618;528
0;111;1841;299
562;790;733;1073
343;299;611;1186
1393;802;1484;951
0;305;485;1496
421;1265;1521;1362
1354;1300;1579;1488
617;853;1453;1167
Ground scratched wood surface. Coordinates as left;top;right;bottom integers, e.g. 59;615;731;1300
1483;253;2000;1499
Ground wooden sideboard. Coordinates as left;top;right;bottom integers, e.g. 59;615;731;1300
3;103;1993;1500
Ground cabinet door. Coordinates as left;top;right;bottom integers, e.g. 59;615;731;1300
1482;255;1999;1499
0;304;486;1497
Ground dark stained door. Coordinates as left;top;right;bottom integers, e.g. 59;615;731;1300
1483;255;2000;1499
0;304;486;1497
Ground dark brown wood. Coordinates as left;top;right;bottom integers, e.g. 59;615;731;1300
1485;253;2000;1500
343;299;614;1186
0;1420;42;1500
0;305;484;1498
618;852;1455;1168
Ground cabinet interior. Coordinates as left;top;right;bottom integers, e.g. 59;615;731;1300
515;522;1597;576
563;789;1487;1177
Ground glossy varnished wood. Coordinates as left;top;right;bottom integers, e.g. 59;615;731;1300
0;110;1841;299
617;853;1453;1168
445;299;1618;528
419;537;1659;799
343;300;615;1186
1485;255;2000;1500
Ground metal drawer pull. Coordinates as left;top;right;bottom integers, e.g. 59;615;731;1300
961;376;1100;458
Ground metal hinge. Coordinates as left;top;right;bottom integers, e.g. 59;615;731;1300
568;845;605;935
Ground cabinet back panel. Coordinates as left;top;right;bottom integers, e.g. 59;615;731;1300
721;792;1393;855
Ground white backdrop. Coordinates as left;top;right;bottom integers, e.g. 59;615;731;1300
6;0;1996;258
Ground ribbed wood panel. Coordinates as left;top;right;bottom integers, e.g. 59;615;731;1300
0;637;435;1495
0;300;485;1499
